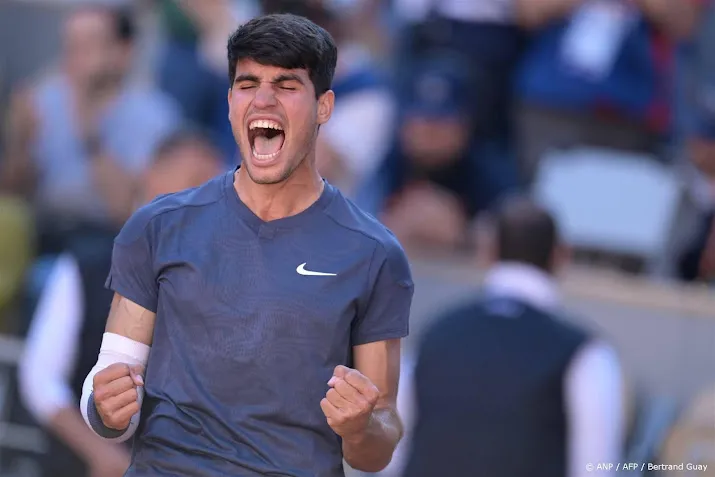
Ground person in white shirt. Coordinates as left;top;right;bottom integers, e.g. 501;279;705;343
18;131;223;477
381;195;626;477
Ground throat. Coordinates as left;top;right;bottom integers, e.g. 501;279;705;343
234;169;325;221
253;130;285;157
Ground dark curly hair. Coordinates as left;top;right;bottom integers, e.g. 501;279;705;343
227;13;338;98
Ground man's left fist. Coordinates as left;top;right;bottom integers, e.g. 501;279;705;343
320;365;379;438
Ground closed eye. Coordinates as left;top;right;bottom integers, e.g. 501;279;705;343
277;81;300;91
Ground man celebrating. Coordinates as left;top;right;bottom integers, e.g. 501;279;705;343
79;13;414;477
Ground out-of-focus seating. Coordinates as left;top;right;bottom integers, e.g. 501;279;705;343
659;385;715;477
533;148;690;276
0;196;34;331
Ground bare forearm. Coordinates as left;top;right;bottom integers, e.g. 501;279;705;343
105;294;156;346
342;407;403;472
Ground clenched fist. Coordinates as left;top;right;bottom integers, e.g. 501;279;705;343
93;363;144;431
320;365;379;439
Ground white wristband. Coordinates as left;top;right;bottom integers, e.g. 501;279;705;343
80;333;150;442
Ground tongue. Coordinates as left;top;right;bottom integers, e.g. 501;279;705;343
254;133;284;156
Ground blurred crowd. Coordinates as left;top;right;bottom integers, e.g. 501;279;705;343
0;0;714;476
1;0;715;289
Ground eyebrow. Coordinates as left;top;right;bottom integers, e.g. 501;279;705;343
272;73;304;85
233;73;260;84
233;73;305;85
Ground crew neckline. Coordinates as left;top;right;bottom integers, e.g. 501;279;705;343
224;167;336;232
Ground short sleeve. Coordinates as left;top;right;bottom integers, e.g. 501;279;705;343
105;206;159;313
352;240;414;345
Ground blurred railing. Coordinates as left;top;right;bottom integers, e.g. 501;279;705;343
0;334;45;477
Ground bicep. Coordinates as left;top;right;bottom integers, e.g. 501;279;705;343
353;338;402;409
105;293;156;346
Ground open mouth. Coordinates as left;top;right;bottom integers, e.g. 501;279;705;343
248;119;285;161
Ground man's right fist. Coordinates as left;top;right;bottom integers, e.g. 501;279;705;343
93;363;144;431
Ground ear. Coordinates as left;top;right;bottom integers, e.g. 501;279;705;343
316;90;335;126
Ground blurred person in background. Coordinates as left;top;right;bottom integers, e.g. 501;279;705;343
673;1;715;143
18;131;223;477
261;0;396;198
678;95;715;283
392;0;526;184
514;0;704;184
154;0;260;163
399;196;625;477
366;54;518;251
141;129;225;203
0;4;181;255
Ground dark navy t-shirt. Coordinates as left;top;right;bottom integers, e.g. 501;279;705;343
105;169;414;477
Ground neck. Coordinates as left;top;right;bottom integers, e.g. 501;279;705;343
235;162;324;222
483;262;560;310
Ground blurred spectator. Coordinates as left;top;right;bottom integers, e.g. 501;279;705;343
18;130;223;477
678;95;715;282
674;2;715;148
155;0;259;163
393;0;526;142
142;129;225;203
391;0;526;208
365;54;517;251
399;196;625;477
514;0;704;184
260;0;395;197
0;4;182;249
331;0;390;62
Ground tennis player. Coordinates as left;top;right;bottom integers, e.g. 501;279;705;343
79;13;414;477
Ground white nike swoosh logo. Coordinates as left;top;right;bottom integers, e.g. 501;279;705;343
296;263;337;276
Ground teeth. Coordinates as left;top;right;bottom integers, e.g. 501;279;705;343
252;148;280;160
249;119;283;131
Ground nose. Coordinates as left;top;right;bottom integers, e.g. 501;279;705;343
252;83;277;109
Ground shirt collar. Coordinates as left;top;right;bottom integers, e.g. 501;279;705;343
483;262;561;311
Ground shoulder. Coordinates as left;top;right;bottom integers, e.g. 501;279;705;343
326;190;412;283
544;308;592;344
565;339;624;400
570;340;621;372
420;298;484;341
115;173;227;246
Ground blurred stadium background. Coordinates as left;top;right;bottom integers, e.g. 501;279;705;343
0;0;714;476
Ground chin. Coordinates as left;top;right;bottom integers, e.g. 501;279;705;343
244;143;285;171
